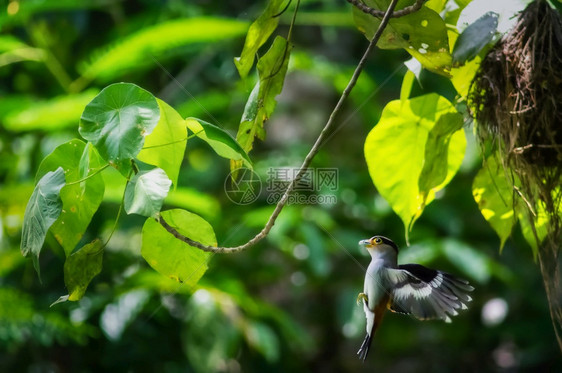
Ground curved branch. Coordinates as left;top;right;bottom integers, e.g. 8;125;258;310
159;0;401;253
346;0;427;19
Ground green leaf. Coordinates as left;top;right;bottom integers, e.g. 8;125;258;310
472;156;516;250
450;56;480;98
36;140;105;256
518;199;551;258
352;0;451;76
61;239;103;302
452;12;498;65
234;0;285;78
0;35;44;67
364;94;466;238
141;209;215;285
79;83;160;175
21;167;66;275
137;99;187;188
79;17;249;81
418;112;464;202
233;36;291;172
124;167;172;218
186;118;252;168
3;90;99;132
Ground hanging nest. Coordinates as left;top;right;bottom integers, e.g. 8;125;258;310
470;0;562;171
469;0;562;351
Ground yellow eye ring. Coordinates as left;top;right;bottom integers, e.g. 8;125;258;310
373;237;382;244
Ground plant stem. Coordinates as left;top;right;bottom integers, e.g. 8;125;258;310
66;164;109;185
159;0;403;253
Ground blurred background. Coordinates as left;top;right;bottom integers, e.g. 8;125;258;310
1;0;561;371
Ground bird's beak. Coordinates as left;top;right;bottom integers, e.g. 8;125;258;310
359;239;371;248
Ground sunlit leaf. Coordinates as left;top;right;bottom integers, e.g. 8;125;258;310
137;99;187;188
21;167;66;275
518;200;549;258
234;0;285;78
352;0;451;76
3;90;98;132
141;209;215;285
364;94;466;239
418;112;464;202
472;156;516;249
0;35;44;67
124;167;171;218
452;12;498;65
233;36;291;172
54;239;103;304
186;118;252;168
36;140;105;256
450;57;480;98
79;17;248;81
79;83;160;175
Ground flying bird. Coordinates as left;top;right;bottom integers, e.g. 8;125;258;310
357;235;473;361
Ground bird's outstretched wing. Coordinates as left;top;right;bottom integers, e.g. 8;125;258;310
385;264;473;322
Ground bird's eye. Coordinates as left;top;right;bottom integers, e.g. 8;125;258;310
373;237;382;244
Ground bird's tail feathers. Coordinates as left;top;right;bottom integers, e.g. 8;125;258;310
357;332;373;362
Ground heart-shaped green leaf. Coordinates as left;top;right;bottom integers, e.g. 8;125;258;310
79;83;159;175
141;209;215;286
364;94;466;239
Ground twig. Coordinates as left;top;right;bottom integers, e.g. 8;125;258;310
159;0;402;253
346;0;427;19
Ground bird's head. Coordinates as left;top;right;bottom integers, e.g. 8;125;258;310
359;235;398;259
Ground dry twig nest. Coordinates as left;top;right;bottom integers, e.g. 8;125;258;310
469;0;562;351
470;0;562;218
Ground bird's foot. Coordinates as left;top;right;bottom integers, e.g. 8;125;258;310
356;292;368;306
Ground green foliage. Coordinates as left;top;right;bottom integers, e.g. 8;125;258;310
5;0;562;370
233;36;292;172
452;12;498;64
3;91;99;132
353;0;452;76
141;209;214;285
80;17;249;82
79;83;160;175
20;167;66;275
234;0;286;78
137;99;187;188
364;94;466;239
186;118;252;168
124;167;172;217
472;156;516;250
36;140;105;256
55;239;103;304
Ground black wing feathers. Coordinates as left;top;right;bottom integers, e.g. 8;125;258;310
387;264;474;322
